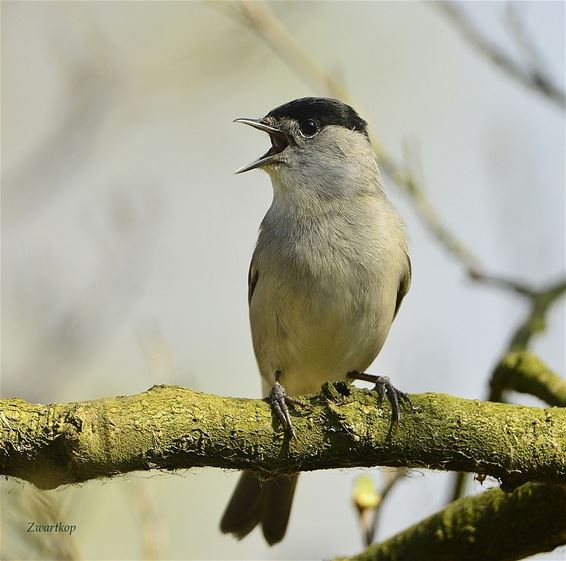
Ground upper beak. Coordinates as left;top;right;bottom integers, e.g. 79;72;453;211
233;118;290;174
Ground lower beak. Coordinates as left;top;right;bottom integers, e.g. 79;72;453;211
234;118;290;174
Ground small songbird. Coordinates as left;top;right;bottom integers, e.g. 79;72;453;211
220;97;411;545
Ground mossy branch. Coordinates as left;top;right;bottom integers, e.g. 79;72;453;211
1;383;565;490
487;277;566;404
491;351;566;407
337;482;566;561
450;280;566;501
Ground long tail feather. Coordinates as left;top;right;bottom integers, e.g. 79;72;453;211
220;472;298;546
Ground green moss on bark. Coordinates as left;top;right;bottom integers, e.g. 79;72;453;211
338;483;566;561
1;383;565;490
491;351;566;406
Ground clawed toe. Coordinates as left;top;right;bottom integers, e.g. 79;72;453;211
373;376;410;424
347;371;412;424
269;381;304;438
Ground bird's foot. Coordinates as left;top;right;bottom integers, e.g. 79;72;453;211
347;371;412;424
269;371;307;438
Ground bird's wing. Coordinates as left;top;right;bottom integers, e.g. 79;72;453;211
248;258;259;306
393;253;411;320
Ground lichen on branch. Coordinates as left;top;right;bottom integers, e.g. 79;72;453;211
1;382;565;490
337;482;566;561
491;351;566;406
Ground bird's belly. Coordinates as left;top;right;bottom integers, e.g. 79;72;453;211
251;273;395;396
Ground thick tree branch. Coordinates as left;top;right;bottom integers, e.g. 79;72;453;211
337;482;566;561
1;383;565;490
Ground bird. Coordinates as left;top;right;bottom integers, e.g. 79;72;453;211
220;97;411;546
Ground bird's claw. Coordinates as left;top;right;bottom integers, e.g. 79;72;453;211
347;371;412;424
373;375;412;424
269;380;304;438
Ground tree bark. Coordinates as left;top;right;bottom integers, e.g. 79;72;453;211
491;351;566;406
1;382;565;490
336;482;566;561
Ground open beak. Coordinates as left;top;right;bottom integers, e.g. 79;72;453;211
234;118;291;174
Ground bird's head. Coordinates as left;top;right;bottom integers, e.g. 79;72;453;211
235;98;378;199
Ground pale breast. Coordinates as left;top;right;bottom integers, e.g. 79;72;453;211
250;237;400;396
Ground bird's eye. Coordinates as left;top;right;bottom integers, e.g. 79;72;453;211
299;119;319;137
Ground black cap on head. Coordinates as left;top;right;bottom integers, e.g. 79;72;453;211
267;97;368;138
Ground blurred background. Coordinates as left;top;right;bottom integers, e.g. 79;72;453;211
1;1;564;560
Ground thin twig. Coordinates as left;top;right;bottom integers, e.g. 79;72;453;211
127;485;166;561
467;269;535;297
507;277;566;352
352;470;407;547
366;469;408;545
505;3;549;77
436;2;565;110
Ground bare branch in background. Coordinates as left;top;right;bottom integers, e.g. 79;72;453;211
468;273;566;352
212;0;353;112
352;470;408;547
505;3;551;77
436;1;566;110
127;484;167;561
505;277;566;352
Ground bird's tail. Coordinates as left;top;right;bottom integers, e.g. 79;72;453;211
220;471;298;546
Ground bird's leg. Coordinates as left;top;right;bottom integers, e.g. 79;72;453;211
269;370;307;438
347;371;412;424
